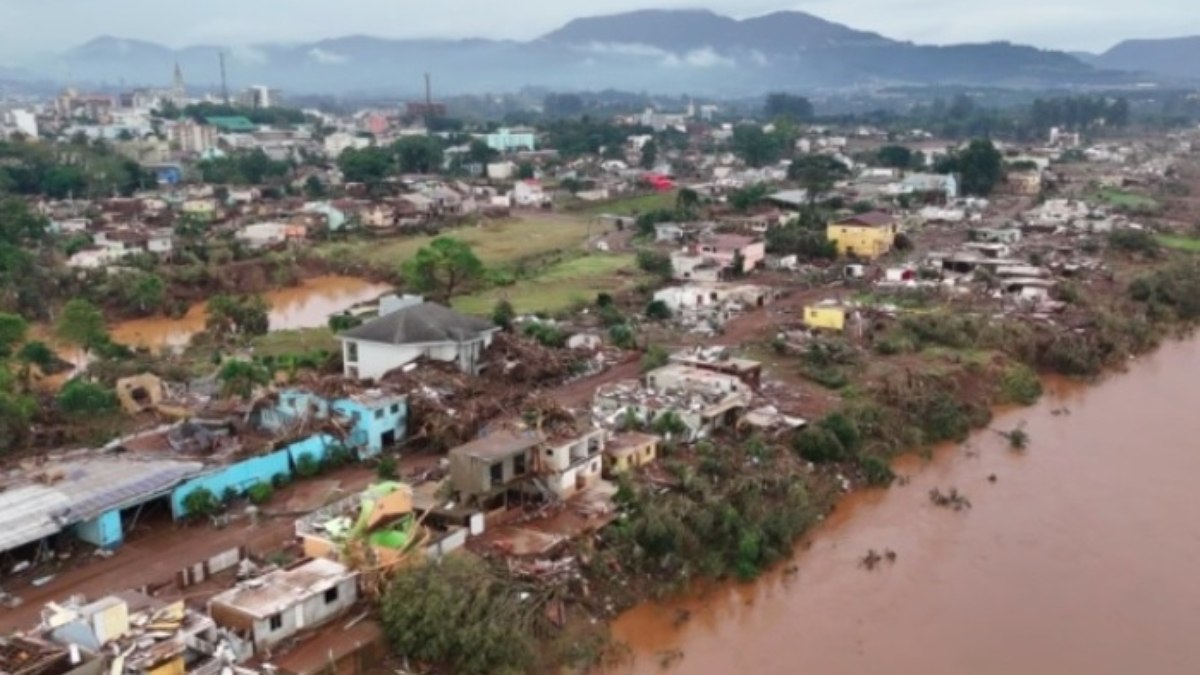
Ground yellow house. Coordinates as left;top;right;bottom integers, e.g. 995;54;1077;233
804;301;848;332
603;432;660;476
826;211;898;259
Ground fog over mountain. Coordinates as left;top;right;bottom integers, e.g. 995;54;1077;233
5;8;1176;95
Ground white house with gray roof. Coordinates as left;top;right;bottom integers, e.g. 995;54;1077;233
338;300;500;380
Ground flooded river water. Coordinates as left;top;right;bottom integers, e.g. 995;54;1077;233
611;338;1200;675
110;275;391;350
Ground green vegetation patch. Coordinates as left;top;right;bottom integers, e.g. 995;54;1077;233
579;191;678;217
453;254;642;316
315;217;597;270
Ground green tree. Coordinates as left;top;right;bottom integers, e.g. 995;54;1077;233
380;556;536;675
730;184;770;212
0;392;34;454
338;146;393;184
0;312;27;357
877;145;914;169
55;299;108;355
675;187;700;218
948;139;1004;196
0;198;48;244
206;294;270;341
392;136;445;174
304;175;326;198
639;139;658;170
516;162;535;180
218;359;271;400
764;93;815;122
732;126;783;167
17;340;56;369
636;249;673;279
467;140;499;166
788;155;849;205
57;379;118;416
402;237;485;302
492;299;516;330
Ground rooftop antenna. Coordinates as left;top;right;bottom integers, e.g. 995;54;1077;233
219;50;230;105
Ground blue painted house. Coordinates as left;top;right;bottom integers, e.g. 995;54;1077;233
256;388;407;459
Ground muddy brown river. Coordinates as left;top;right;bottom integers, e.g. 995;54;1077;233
110;275;391;350
611;338;1200;675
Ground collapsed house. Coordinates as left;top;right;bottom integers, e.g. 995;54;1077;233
593;364;753;442
295;481;438;571
37;591;233;675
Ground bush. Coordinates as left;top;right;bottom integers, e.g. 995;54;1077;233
272;472;292;488
491;300;516;330
1108;229;1160;256
859;455;896;486
57;379;119;416
793;426;848;463
1000;364;1043;405
247;482;274;505
182;488;222;519
636;249;673;278
644;299;672;321
640;344;670;372
821;412;862;453
295;453;320;478
522;322;566;348
377;454;398;480
609;323;636;350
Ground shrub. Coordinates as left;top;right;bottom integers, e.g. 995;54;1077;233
793;426;848;463
272;472;292;488
492;299;516;330
644;299;672;321
640;344;670;372
609;323;636;350
1108;229;1160;256
57;379;119;416
295;453;320;478
182;488;222;519
821;412;862;453
247;482;274;505
1000;364;1043;405
377;454;399;480
636;249;673;278
859;455;896;486
522;322;567;348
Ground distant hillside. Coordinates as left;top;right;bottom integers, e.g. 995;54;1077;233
14;9;1136;95
1091;36;1200;80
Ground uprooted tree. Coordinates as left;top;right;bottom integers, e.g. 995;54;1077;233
402;236;485;303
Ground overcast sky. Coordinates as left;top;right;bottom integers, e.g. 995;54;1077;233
0;0;1195;63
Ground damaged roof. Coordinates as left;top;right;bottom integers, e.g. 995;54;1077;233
339;302;498;346
450;429;541;462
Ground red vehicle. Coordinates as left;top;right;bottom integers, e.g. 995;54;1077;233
643;173;675;192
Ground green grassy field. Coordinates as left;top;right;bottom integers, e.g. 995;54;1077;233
1157;234;1200;252
453;254;644;316
314;217;598;271
252;327;339;356
578;191;677;217
1093;188;1160;211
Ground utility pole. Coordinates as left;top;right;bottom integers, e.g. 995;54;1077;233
424;72;433;127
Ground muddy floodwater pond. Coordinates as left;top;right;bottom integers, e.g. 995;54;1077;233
110;275;391;351
610;338;1200;675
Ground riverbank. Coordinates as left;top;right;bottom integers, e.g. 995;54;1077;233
608;337;1200;674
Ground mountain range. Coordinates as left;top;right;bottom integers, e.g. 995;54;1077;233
7;9;1196;96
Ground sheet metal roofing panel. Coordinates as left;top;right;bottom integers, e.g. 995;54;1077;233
61;459;205;522
0;484;72;552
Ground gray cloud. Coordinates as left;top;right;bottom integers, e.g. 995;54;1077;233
0;0;1194;64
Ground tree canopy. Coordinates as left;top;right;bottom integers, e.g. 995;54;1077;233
788;155;850;205
55;299;108;354
764;93;815;122
206;294;270;341
402;237;485;302
939;139;1004;196
731;126;786;168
